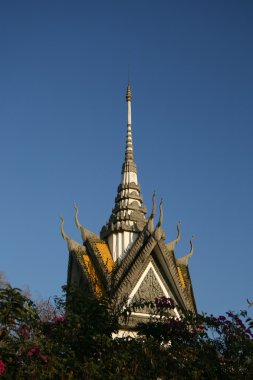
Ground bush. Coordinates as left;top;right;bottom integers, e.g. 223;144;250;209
0;286;252;379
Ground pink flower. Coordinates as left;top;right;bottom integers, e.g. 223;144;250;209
18;324;30;339
28;347;40;357
51;316;65;323
27;348;49;363
155;296;175;310
0;360;5;375
218;315;226;322
40;355;49;363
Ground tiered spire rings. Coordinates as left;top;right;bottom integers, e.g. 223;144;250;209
100;84;147;241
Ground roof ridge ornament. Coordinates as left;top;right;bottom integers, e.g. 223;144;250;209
166;221;181;252
177;236;194;266
147;191;156;233
154;198;165;241
158;198;163;226
74;202;99;241
60;216;84;253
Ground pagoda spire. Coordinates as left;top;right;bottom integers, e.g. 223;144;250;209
125;84;134;162
100;84;147;260
121;84;138;188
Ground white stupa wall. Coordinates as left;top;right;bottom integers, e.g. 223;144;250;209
121;171;138;185
108;231;139;261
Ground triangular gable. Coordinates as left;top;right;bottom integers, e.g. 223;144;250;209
113;233;194;315
128;262;170;303
127;261;180;318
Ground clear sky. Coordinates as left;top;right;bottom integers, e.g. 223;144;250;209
0;0;252;316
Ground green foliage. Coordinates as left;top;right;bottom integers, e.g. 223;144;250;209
0;286;252;379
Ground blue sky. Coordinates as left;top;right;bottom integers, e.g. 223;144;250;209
0;0;252;316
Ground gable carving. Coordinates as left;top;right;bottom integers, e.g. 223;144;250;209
130;265;168;314
132;267;164;303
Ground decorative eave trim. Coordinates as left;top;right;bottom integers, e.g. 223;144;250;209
157;240;197;313
154;241;192;312
112;227;151;288
67;250;95;296
177;263;197;313
85;237;112;294
113;235;158;299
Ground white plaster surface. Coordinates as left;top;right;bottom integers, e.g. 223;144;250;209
108;231;138;261
112;329;137;339
127;101;131;124
121;171;138;185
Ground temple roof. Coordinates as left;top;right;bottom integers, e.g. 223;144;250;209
61;196;197;314
60;83;197;317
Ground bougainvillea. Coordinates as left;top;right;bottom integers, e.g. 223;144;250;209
0;361;5;375
0;287;252;379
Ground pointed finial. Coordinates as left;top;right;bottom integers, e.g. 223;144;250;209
73;202;82;230
60;215;85;253
158;198;163;226
151;191;156;218
128;59;130;85
188;235;194;260
147;192;156;233
177;235;194;266
73;202;99;241
165;221;181;252
60;215;67;241
176;221;181;244
126;84;132;102
154;198;165;241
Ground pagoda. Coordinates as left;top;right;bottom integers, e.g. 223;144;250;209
60;84;197;322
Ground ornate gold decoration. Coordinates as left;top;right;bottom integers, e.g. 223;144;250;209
95;242;114;273
82;254;103;297
177;267;186;289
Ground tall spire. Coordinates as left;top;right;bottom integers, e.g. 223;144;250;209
100;84;147;260
125;84;134;162
121;85;138;188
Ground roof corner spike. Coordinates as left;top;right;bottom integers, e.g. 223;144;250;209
74;202;81;230
165;221;181;252
60;215;67;241
176;221;181;244
158;198;163;226
147;191;156;233
154;198;165;241
73;202;99;242
151;191;156;218
188;235;194;261
177;235;194;266
60;215;82;253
